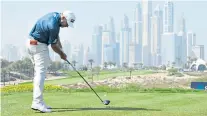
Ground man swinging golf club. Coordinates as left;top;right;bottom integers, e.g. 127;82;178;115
27;10;76;113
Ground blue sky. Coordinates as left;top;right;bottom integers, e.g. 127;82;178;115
1;0;207;60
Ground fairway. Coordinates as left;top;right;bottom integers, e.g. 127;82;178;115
2;92;207;116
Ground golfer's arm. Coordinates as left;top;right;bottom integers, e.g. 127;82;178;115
57;36;62;49
51;43;64;56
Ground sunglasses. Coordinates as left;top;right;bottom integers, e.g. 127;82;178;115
71;19;75;23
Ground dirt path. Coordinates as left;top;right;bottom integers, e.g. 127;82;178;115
62;72;202;89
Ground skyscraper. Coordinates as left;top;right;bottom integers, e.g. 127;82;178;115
101;21;118;66
187;31;196;58
83;47;90;66
142;0;152;66
177;14;187;65
115;33;120;67
108;17;116;44
192;33;196;46
151;5;163;66
132;2;142;63
71;45;79;65
129;42;138;67
62;40;71;61
120;15;131;66
192;45;205;60
161;33;177;65
71;45;79;67
92;25;103;66
176;34;184;66
103;44;114;63
134;3;142;44
163;1;174;33
2;44;19;61
78;44;84;66
101;27;112;65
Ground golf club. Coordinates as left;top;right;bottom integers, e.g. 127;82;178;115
65;59;110;105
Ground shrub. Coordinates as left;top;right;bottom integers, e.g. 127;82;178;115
167;68;184;77
168;68;178;73
1;84;68;93
175;72;184;77
68;84;203;93
1;83;204;94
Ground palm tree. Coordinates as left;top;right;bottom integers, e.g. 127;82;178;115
133;62;138;69
138;63;143;69
88;59;94;70
172;62;176;67
187;60;191;68
108;61;113;68
0;59;11;68
128;67;134;78
72;60;77;68
176;57;181;67
187;56;191;61
88;59;94;82
192;57;197;62
103;62;108;69
112;62;116;67
122;62;128;69
187;56;193;67
1;69;6;86
167;61;170;67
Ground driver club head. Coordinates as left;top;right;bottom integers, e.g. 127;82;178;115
103;100;110;105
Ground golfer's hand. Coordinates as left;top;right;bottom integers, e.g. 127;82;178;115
60;52;67;60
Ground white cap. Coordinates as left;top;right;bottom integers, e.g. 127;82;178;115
62;10;76;28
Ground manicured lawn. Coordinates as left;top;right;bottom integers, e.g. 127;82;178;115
2;92;207;116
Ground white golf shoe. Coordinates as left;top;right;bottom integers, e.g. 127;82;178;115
42;101;52;109
31;102;51;113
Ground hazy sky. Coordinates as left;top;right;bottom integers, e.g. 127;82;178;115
1;0;207;60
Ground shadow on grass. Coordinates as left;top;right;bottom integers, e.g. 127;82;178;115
48;107;161;112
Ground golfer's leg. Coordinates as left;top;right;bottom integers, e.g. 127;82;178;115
33;49;50;104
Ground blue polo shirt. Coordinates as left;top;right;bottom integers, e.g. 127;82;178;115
29;12;61;45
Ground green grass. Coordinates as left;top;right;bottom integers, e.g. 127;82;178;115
2;92;207;116
21;70;154;85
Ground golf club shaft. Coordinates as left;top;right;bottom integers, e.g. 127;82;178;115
66;60;103;102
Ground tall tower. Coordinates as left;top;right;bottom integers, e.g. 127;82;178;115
151;5;162;66
132;2;142;63
187;31;196;58
108;17;116;44
92;25;103;66
177;13;187;65
62;40;71;61
192;45;205;60
120;15;131;66
163;1;174;33
142;0;152;66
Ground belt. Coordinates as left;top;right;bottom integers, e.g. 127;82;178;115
30;39;38;45
29;36;48;45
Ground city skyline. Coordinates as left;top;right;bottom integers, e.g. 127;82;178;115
1;1;207;63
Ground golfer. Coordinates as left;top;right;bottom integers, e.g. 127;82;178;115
27;10;76;113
